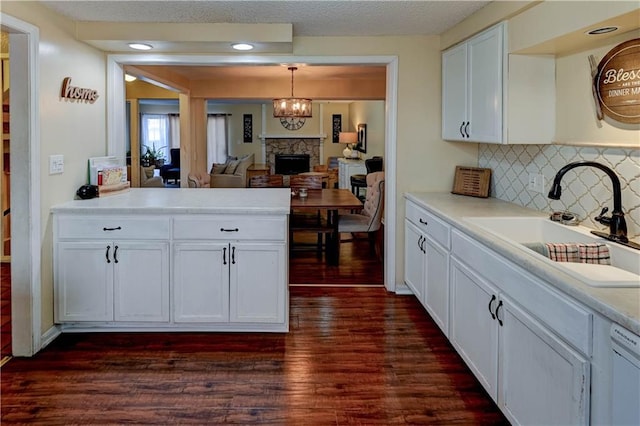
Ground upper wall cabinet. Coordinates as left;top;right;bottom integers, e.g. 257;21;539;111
442;22;556;145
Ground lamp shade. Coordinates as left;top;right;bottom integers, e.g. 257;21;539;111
338;132;358;144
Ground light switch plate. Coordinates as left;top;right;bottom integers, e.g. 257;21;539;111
49;154;64;174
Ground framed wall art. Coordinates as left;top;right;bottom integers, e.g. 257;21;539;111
332;114;342;143
243;114;253;143
355;123;367;153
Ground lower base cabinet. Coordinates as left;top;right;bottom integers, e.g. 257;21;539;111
451;259;590;425
56;240;169;323
173;242;286;324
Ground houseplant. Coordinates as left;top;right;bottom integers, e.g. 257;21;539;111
141;143;166;168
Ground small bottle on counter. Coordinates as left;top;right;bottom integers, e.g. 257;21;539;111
97;170;103;186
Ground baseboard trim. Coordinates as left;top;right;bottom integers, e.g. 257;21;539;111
40;325;61;351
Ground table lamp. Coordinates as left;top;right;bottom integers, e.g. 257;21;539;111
339;132;359;158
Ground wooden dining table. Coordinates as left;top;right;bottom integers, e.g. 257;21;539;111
289;188;363;265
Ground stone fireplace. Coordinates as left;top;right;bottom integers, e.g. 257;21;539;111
265;138;321;174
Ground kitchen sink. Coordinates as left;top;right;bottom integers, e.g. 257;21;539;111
463;216;640;288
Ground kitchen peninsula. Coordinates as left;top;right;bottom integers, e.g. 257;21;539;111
51;188;291;332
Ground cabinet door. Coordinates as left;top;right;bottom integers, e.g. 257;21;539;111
467;25;503;143
56;241;113;322
499;297;590;426
450;259;499;400
424;235;449;336
404;220;425;302
442;42;468;141
230;243;286;324
114;241;169;322
173;242;230;323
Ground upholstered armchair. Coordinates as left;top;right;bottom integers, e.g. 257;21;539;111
140;166;164;187
210;154;254;188
187;171;211;188
160;148;180;184
339;171;385;254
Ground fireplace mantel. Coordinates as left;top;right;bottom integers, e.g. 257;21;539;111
260;133;328;140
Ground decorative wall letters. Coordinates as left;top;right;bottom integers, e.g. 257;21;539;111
60;77;99;104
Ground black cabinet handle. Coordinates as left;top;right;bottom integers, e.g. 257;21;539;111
113;245;119;264
103;226;122;231
220;228;239;233
105;245;111;263
488;294;497;320
496;300;504;326
459;121;465;138
420;237;426;253
419;218;428;226
464;122;470;138
223;247;227;265
231;246;236;265
417;235;423;251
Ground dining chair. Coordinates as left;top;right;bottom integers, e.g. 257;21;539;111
249;174;284;188
289;174;323;190
289;174;329;256
339;171;385;255
351;156;383;201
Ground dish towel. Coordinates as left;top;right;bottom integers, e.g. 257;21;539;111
545;242;611;265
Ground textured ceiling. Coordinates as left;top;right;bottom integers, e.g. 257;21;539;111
39;0;491;37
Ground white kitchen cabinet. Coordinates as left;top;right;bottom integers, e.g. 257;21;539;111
56;240;169;323
113;241;169;322
450;259;499;397
450;259;589;425
404;220;426;302
442;23;504;143
173;242;286;325
172;215;288;329
230;243;286;324
56;241;114;322
338;158;366;190
442;22;555;144
500;295;590;426
404;199;450;336
173;242;230;323
51;189;291;332
54;215;170;324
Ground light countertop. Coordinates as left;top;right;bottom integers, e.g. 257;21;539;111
51;188;292;215
405;192;640;334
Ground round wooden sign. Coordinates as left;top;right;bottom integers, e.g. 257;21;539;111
596;38;640;124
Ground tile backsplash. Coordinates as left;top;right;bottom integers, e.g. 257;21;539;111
478;144;640;241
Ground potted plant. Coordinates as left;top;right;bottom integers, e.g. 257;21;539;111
141;143;166;168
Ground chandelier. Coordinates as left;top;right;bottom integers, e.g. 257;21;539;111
273;66;312;118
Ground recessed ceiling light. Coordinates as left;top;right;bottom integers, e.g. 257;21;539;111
232;43;254;51
128;43;153;51
124;74;137;82
587;26;618;35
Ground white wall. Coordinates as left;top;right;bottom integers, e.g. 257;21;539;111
2;1;107;333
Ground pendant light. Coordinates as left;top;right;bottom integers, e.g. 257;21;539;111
273;67;312;118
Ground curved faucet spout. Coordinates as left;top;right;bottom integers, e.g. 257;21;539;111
548;160;627;242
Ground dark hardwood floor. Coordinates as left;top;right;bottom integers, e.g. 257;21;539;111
289;231;384;286
1;261;10;359
1;287;507;424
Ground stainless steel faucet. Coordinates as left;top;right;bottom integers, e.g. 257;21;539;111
548;161;639;250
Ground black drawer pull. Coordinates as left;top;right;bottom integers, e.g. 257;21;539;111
488;294;496;320
419;218;428;226
103;226;122;231
220;228;239;232
496;300;504;327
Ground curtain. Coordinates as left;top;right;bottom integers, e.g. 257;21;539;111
141;114;170;162
168;114;180;150
207;114;230;167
